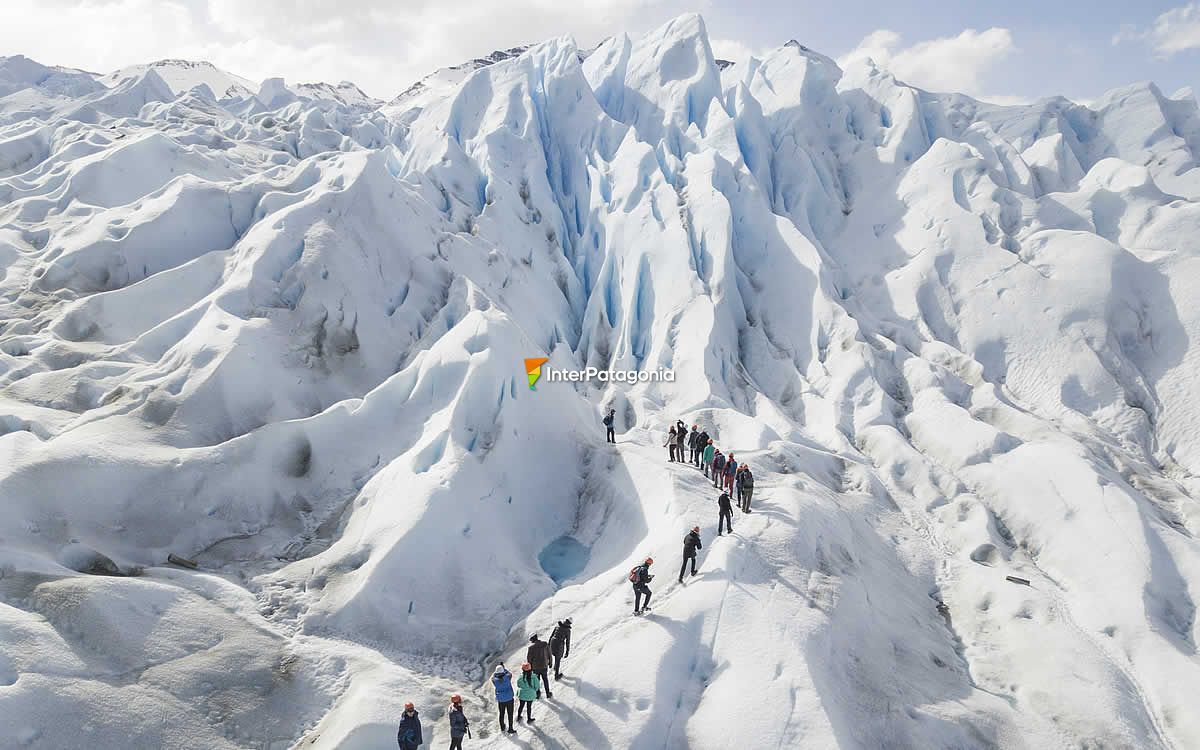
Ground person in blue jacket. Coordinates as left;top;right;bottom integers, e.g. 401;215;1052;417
398;702;423;749
491;664;516;734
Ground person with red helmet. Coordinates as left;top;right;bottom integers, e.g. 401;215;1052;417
711;449;726;488
723;452;738;494
630;556;654;615
679;526;703;583
448;694;469;749
516;662;541;724
397;702;422;749
738;464;755;513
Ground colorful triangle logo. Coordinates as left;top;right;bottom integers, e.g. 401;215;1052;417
524;357;549;390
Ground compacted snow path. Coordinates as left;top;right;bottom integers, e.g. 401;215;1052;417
3;11;1200;749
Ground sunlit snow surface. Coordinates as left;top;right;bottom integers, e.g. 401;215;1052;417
2;13;1200;750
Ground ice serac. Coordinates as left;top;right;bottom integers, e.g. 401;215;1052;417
584;13;725;156
2;12;1200;750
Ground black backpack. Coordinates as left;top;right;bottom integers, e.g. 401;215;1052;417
603;413;614;426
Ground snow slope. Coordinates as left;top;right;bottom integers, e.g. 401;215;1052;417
2;13;1200;749
100;59;258;100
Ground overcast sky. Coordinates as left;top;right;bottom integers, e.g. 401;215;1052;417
2;0;1198;103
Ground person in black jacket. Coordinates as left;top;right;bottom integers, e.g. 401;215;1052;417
739;465;755;512
549;619;572;679
448;695;469;750
695;431;709;467
603;409;616;443
675;421;687;460
679;526;702;582
631;557;654;615
526;634;554;699
687;425;699;463
718;491;734;535
397;703;422;750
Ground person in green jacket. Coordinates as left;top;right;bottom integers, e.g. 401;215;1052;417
702;440;715;479
516;662;541;724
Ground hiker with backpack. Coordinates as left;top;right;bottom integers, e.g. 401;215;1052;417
739;465;755;512
695;429;709;467
666;425;678;462
687;425;700;463
603;409;616;443
448;695;470;749
491;664;516;735
702;439;715;477
397;702;423;749
718;490;734;535
724;453;738;494
549;619;572;679
679;526;702;583
526;634;554;699
516;663;540;723
630;557;654;615
711;450;725;488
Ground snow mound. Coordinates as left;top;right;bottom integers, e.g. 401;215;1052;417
100;59;258;100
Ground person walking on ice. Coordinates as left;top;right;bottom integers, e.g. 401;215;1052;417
666;425;678;462
397;702;423;750
675;420;687;463
695;429;710;467
526;634;554;699
711;449;725;488
491;664;516;735
702;439;715;477
679;526;702;583
516;663;540;724
549;619;572;680
723;453;738;495
448;695;470;749
603;408;616;443
631;557;655;615
739;464;755;512
718;490;734;535
687;424;699;464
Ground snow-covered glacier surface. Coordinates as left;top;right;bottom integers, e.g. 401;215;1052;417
2;13;1200;749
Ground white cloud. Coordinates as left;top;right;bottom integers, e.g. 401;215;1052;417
709;38;762;66
0;0;694;98
1113;3;1200;57
838;27;1017;97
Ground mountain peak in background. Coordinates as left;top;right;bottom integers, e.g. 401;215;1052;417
99;58;259;99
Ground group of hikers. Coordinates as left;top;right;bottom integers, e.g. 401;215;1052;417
667;419;755;513
398;413;759;745
629;419;757;615
398;620;573;747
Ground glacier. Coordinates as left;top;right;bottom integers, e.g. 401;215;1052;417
1;12;1200;749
